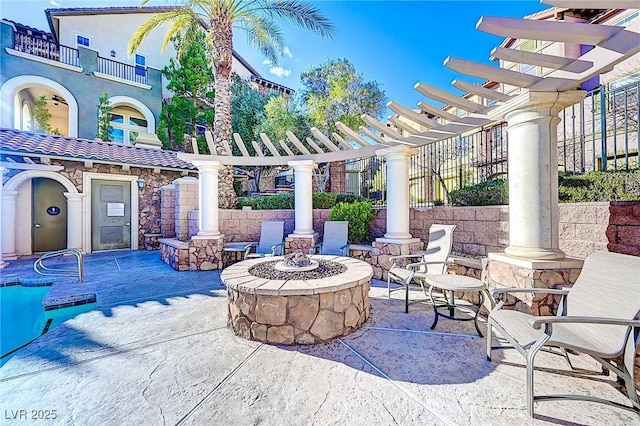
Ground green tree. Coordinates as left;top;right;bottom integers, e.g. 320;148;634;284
129;0;334;207
33;96;52;134
300;58;387;134
97;92;113;141
159;29;215;152
231;73;274;155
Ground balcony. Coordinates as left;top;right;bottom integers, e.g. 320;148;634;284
13;32;79;67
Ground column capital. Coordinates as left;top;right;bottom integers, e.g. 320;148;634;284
63;192;86;200
191;160;222;173
488;90;587;122
375;144;418;159
287;159;316;170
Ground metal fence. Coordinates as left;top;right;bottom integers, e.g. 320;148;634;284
345;81;639;207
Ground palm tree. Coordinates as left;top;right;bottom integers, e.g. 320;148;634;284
128;0;334;208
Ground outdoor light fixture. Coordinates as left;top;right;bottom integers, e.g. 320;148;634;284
137;177;145;189
110;50;116;57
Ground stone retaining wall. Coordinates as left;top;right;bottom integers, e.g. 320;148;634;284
607;201;640;257
159;239;188;271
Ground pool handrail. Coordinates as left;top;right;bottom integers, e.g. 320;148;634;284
34;248;84;282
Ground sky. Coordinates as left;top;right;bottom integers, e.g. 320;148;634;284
1;0;550;114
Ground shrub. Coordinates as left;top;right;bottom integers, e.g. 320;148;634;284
237;192;365;210
328;201;377;244
559;169;640;202
449;179;508;206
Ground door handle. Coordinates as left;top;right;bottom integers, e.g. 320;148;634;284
34;223;42;228
125;222;131;226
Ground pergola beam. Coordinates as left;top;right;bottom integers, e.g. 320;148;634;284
232;133;251;157
388;101;439;129
490;47;593;73
415;82;485;113
336;122;371;146
286;131;312;155
476;16;623;46
311;128;341;152
259;133;281;156
451;80;511;103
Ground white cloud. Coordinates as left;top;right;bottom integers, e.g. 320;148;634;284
269;66;291;78
262;59;272;65
49;0;62;6
282;46;293;58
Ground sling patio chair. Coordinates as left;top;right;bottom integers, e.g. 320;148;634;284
487;250;640;417
244;221;285;259
387;224;456;313
311;221;350;256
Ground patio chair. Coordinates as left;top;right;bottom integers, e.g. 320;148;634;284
311;221;350;256
487;250;640;417
244;221;285;259
387;224;456;313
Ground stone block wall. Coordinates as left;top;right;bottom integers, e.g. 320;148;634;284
160;185;176;238
174;177;198;241
607;201;640;256
558;202;610;258
188;238;224;270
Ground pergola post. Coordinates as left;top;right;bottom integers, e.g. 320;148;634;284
191;160;223;237
375;145;420;243
489;90;587;260
286;160;317;254
373;145;422;279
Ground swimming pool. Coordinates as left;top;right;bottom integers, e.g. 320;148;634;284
0;278;96;366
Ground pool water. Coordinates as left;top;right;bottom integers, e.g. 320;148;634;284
0;280;96;366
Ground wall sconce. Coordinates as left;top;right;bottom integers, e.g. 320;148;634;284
110;50;116;57
137;177;145;189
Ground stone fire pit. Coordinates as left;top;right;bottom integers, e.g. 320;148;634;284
222;255;373;345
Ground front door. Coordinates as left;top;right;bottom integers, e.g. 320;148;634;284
32;178;67;252
91;180;131;251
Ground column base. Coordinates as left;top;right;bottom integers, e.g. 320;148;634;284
485;252;584;315
285;233;318;254
0;260;9;269
188;237;225;270
193;233;224;240
376;237;421;245
504;245;566;261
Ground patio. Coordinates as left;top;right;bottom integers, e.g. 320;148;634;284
1;251;637;425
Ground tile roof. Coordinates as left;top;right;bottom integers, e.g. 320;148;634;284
0;128;195;171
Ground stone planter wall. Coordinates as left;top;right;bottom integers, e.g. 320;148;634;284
607;201;640;257
159;238;189;271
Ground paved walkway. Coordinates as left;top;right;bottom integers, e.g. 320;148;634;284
1;251;638;425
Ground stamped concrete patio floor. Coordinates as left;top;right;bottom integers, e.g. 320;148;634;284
1;251;638;425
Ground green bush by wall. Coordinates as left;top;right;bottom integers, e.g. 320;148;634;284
559;169;640;202
328;201;377;244
449;179;509;206
237;193;367;210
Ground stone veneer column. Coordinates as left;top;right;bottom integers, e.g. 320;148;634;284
375;145;420;243
1;189;18;261
173;177;198;240
191;160;223;238
489;90;586;260
64;192;85;250
0;166;7;268
288;160;315;236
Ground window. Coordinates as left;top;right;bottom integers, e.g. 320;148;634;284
109;107;148;145
614;11;638;27
22;102;32;131
519;40;537;52
520;63;537;76
76;34;90;47
135;54;146;77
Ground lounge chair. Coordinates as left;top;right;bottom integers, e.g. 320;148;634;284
311;221;350;256
487;250;640;416
387;224;456;313
244;221;285;259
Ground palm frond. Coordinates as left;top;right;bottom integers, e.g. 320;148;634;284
236;14;285;65
128;8;200;55
255;0;334;39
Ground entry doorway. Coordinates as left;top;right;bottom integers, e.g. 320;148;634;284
32;178;67;252
91;180;132;251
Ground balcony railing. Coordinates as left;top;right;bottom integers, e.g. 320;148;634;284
13;32;79;67
97;57;148;85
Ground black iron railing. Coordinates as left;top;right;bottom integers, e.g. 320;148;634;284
13;32;79;67
97;57;148;85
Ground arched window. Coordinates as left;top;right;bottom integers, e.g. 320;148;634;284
22;102;32;131
13;94;21;129
109;106;148;144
